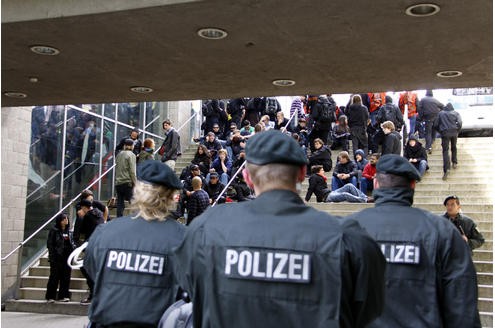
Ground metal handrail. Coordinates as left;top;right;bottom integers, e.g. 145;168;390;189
1;162;117;263
26;160;76;200
4;109;199;262
212;109;299;207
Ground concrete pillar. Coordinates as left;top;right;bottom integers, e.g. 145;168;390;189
1;107;31;301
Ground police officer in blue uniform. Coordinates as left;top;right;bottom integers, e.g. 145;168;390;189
84;160;185;327
346;154;481;327
173;129;386;328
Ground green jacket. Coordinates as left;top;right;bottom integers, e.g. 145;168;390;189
115;150;136;185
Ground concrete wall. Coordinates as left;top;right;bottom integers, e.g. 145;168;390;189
1;107;31;301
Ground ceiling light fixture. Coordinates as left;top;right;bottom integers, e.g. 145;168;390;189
130;86;154;94
436;70;463;78
405;3;440;17
272;79;296;87
4;91;28;98
29;77;39;83
29;45;60;56
197;28;228;40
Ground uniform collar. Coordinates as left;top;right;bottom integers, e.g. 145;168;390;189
372;188;414;207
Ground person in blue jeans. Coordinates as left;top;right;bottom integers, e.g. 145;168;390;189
331;151;357;190
326;183;369;203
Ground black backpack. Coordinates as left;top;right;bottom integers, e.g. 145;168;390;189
317;99;336;124
381;104;402;129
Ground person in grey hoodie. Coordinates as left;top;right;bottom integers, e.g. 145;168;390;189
418;89;444;153
434;102;462;180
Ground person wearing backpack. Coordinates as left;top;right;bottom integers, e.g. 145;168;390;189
309;95;336;151
375;96;404;151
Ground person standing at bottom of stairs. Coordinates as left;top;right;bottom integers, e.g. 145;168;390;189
45;213;76;303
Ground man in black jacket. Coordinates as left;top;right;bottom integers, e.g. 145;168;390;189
346;154;481;327
159;119;181;170
418;89;444;153
434;102;462;180
115;127;142;157
443;195;484;251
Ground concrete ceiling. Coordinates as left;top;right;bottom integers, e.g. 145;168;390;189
1;0;493;107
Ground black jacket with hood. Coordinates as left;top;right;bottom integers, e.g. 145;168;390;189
434;103;462;137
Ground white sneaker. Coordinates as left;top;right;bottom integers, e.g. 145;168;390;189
58;298;70;302
47;299;55;304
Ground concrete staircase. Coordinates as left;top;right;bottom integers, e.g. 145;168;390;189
5;137;493;326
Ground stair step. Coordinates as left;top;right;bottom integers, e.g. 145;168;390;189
4;299;89;316
21;276;88;289
29;266;86;279
18;287;89;301
480;312;493;328
310;202;493;212
478;298;493;312
478;284;493;298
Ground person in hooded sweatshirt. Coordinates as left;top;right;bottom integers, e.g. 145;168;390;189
380;121;401;155
45;213;76;303
403;135;428;177
434;102;462;180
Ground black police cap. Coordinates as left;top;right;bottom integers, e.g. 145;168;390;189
137;160;183;189
376;154;421;181
245;130;308;166
124;138;134;146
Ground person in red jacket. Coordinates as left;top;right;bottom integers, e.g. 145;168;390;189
360;153;380;195
399;91;419;139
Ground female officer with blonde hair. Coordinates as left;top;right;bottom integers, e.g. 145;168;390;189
84;160;184;327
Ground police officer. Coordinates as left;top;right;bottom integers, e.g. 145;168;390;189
84;160;185;327
346;154;481;327
173;129;386;328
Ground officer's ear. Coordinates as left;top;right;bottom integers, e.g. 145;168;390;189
242;168;254;189
296;165;307;183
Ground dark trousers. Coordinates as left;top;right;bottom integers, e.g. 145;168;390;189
80;266;95;300
441;135;458;173
45;258;71;300
350;127;368;156
116;183;133;217
424;119;436;150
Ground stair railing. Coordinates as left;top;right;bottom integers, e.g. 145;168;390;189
1;162;116;298
212;109;299;206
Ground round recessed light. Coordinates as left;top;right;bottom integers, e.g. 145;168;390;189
29;45;60;56
436;70;463;78
272;79;296;87
29;77;39;83
197;28;228;40
130;86;154;93
4;91;27;98
405;3;440;17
